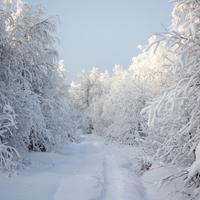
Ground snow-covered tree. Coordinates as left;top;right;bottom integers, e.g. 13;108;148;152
129;36;175;96
0;0;78;171
69;67;107;134
140;0;200;183
70;68;103;111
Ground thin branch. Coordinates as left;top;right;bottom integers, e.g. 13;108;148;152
161;23;170;33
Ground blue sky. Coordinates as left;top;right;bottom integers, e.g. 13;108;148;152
24;0;174;83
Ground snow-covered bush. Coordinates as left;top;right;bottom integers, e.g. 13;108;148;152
129;155;153;176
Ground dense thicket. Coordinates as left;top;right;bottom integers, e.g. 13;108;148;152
0;0;78;171
69;40;172;146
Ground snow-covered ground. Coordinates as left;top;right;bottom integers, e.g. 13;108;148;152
0;134;190;200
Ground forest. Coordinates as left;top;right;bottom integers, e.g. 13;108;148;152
0;0;200;199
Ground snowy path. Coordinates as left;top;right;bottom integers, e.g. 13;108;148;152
0;134;147;200
102;152;123;200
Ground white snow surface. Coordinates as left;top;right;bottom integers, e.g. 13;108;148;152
0;134;147;200
0;133;192;200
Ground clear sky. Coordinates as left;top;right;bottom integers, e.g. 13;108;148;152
24;0;174;83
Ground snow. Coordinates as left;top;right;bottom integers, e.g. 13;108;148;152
142;167;187;200
0;134;147;200
0;133;196;200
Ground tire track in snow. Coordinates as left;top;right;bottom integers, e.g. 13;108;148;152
99;144;147;200
102;152;124;200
